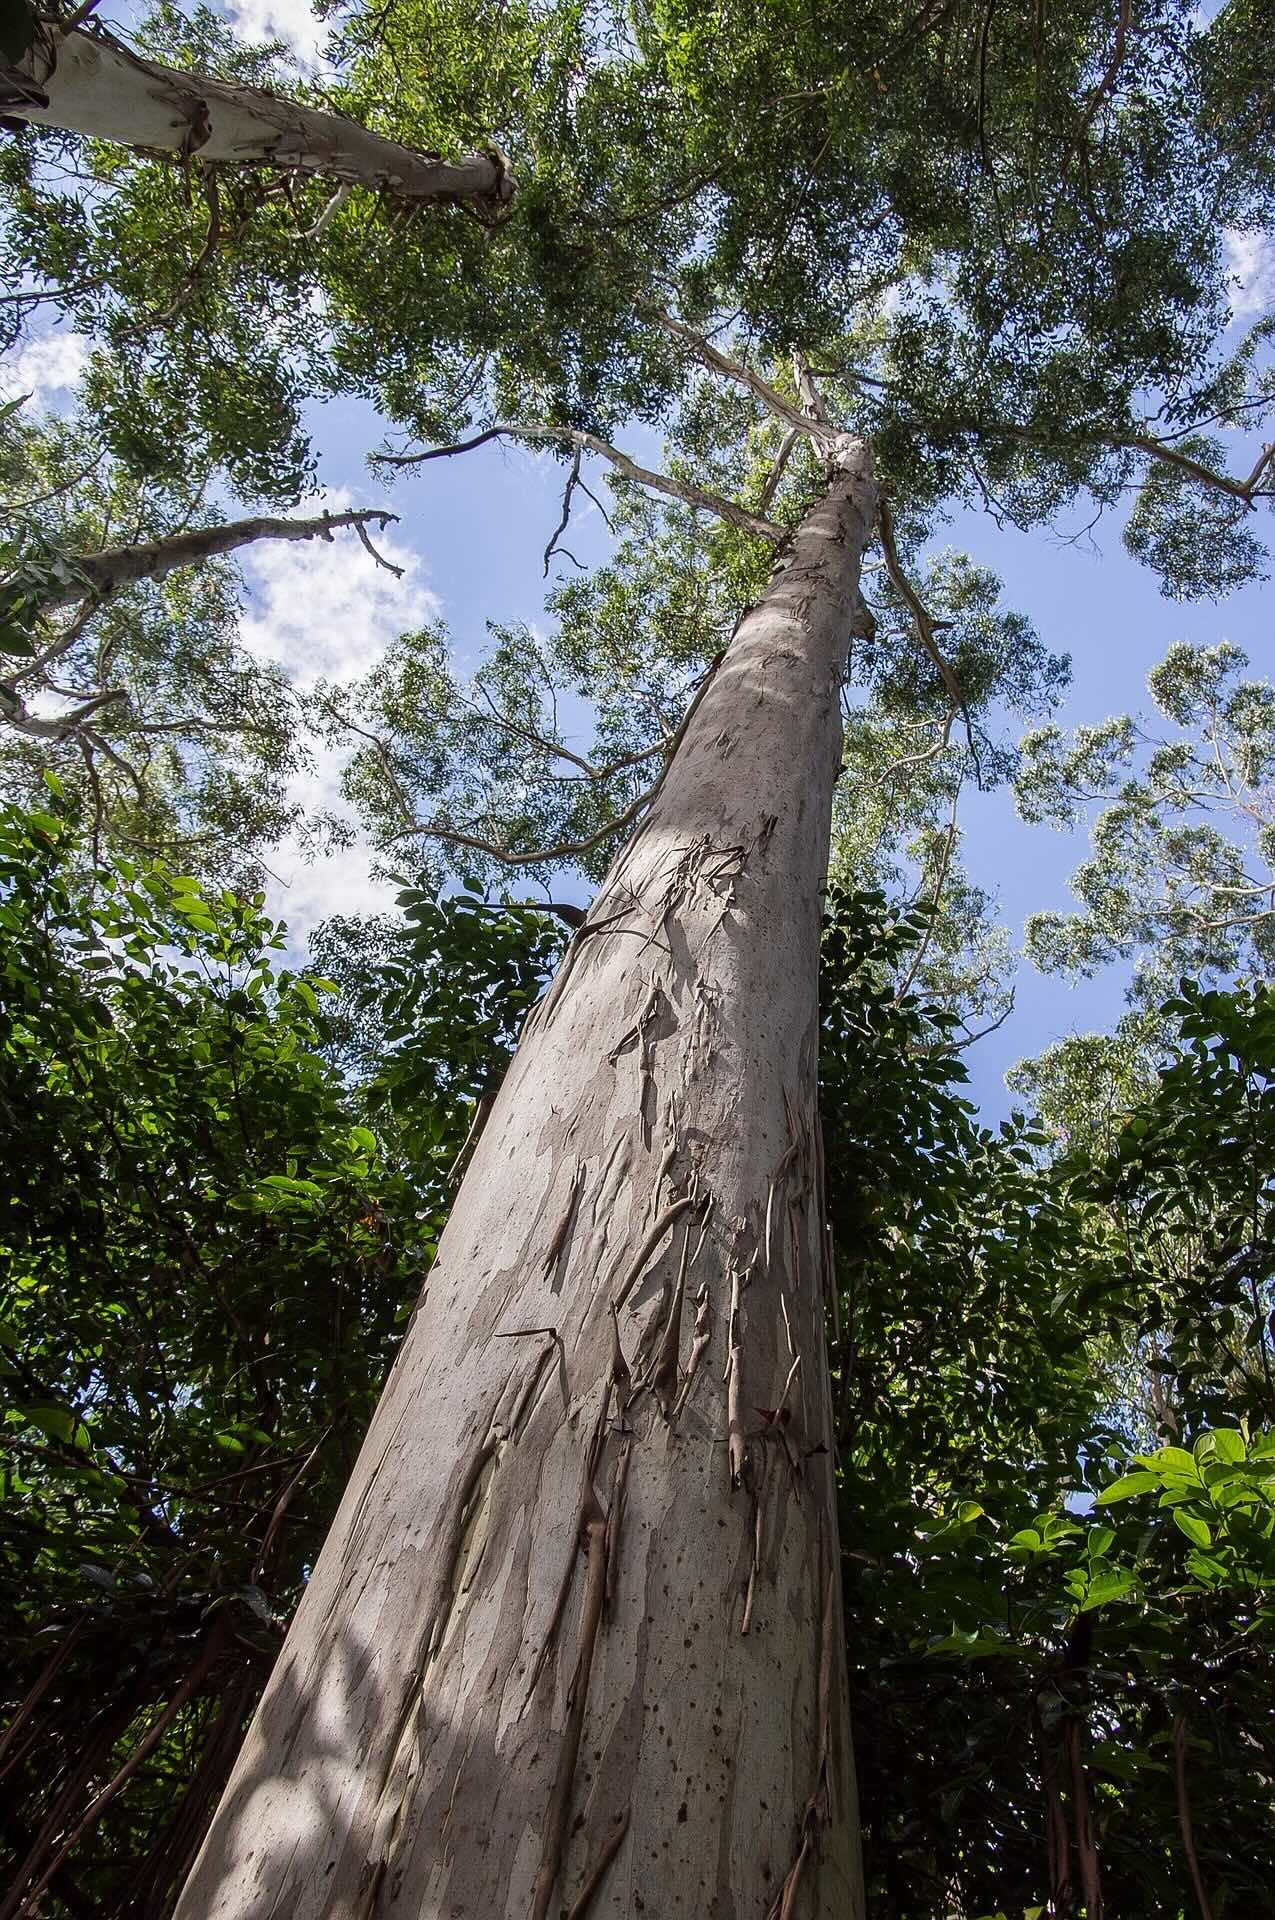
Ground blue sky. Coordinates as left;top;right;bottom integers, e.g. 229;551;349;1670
4;0;1272;1125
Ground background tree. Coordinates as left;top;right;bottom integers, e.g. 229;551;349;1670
0;399;407;883
1010;637;1275;1145
1017;638;1275;1010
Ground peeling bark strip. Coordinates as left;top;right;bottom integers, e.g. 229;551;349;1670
176;436;874;1920
8;26;513;218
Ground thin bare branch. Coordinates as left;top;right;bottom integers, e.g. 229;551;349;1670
0;683;127;740
876;498;975;757
297;181;351;239
544;448;582;577
381;426;786;543
875;707;958;786
388;780;660;870
757;427;799;515
1125;434;1275;506
392;648;724;870
894;784;960;1005
351;516;404;577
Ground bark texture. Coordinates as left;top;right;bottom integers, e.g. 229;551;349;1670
5;27;512;217
177;439;877;1920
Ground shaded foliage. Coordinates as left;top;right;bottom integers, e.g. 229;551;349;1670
0;795;557;1917
3;805;1273;1915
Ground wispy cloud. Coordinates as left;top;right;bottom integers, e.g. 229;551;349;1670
227;0;327;67
239;488;439;690
1224;228;1275;323
240;487;437;938
0;330;91;409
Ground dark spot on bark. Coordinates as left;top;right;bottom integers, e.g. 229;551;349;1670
677;1803;688;1824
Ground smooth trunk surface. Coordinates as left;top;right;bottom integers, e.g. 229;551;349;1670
12;30;511;215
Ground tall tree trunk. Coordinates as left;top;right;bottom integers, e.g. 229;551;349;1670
4;27;512;217
176;436;877;1920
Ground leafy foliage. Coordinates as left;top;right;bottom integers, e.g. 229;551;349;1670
828;898;1275;1918
0;404;307;883
1017;639;1275;1024
3;800;1273;1917
0;795;557;1916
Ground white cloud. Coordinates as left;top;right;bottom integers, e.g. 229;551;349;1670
261;734;404;943
239;487;439;690
241;487;436;937
1;330;91;409
1224;228;1275;323
227;0;327;67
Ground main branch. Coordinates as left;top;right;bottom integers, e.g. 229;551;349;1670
6;22;513;219
30;507;401;610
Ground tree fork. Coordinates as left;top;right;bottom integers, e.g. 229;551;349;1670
176;436;876;1920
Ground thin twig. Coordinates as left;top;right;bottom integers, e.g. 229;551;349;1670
380;425;786;543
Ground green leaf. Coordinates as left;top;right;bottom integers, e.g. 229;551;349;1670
1173;1509;1212;1550
0;623;36;659
1139;1446;1202;1484
24;1404;92;1451
1095;1471;1158;1505
1079;1569;1135;1611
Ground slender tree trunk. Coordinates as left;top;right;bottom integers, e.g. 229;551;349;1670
176;437;876;1920
5;27;512;217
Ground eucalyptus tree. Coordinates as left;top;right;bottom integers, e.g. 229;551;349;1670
0;403;403;881
151;2;1275;1914
2;0;1268;1912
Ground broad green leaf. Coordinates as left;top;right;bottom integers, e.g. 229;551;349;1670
1173;1509;1212;1550
1079;1569;1135;1611
1096;1471;1158;1505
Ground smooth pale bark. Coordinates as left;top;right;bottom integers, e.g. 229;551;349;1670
40;508;399;608
7;28;512;216
177;437;877;1920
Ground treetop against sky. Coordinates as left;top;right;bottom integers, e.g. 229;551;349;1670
1;0;1272;1117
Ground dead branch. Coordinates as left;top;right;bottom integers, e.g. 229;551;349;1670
31;507;400;611
544;447;583;576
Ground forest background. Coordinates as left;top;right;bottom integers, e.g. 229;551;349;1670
1;0;1274;1916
